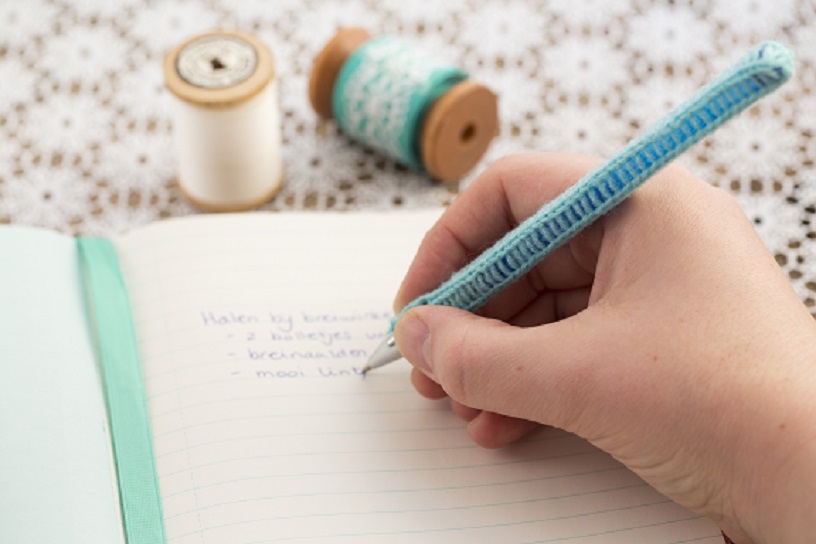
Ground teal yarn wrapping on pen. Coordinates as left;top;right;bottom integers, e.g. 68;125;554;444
332;36;468;170
390;41;795;332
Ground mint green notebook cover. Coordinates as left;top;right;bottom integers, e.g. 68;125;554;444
0;227;165;543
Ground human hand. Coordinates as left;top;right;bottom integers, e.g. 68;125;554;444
393;153;816;544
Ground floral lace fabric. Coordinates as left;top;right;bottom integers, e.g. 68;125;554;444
0;0;814;311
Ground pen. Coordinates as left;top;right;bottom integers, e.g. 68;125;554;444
364;41;794;373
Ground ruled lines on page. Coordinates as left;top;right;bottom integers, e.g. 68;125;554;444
115;213;721;543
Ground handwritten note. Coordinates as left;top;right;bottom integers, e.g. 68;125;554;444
114;212;721;543
199;308;389;377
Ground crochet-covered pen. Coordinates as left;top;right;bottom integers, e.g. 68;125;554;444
363;41;794;374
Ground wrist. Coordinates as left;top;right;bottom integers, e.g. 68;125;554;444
729;357;816;544
759;429;816;543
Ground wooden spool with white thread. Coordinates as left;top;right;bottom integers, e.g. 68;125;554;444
164;30;284;211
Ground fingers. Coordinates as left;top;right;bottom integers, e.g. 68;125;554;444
410;367;446;399
449;402;541;449
501;285;591;328
450;399;481;421
416;367;540;448
466;412;540;449
394;153;604;312
395;304;611;435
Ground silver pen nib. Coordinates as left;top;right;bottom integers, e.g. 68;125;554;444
362;335;401;375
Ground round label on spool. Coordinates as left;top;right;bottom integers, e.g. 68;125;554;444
176;35;258;89
164;30;275;107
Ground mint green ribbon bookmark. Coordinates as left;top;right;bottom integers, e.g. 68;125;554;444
77;237;166;544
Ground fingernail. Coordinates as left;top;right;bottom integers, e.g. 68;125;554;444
395;313;432;372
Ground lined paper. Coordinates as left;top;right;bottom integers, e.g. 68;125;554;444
115;212;721;543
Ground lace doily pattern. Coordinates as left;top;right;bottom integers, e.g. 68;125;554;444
0;0;814;309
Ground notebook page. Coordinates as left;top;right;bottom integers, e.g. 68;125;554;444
0;227;124;544
115;212;720;544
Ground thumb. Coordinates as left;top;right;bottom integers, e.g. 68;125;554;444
394;305;610;433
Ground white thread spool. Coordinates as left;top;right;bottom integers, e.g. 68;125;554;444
164;30;284;211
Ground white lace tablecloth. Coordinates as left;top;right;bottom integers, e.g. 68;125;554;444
1;0;815;309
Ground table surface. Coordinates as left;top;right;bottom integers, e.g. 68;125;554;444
0;0;814;310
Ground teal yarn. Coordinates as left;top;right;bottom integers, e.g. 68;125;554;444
390;41;795;332
332;36;467;170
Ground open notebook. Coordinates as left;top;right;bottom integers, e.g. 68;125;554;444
0;211;721;543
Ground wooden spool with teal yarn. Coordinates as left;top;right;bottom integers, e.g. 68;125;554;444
309;28;499;182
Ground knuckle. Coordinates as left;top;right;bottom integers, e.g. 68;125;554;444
480;153;536;187
488;153;526;175
709;186;743;214
697;185;752;228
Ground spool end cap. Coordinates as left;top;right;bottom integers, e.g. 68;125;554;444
164;29;275;107
421;80;499;182
309;27;371;119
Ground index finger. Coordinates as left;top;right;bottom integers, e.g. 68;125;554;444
394;152;604;312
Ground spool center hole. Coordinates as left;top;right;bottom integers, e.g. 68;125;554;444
210;56;226;70
459;123;476;145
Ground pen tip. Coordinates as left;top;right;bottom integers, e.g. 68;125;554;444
365;334;402;374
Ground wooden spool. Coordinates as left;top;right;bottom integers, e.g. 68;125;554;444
309;27;499;182
164;30;284;211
